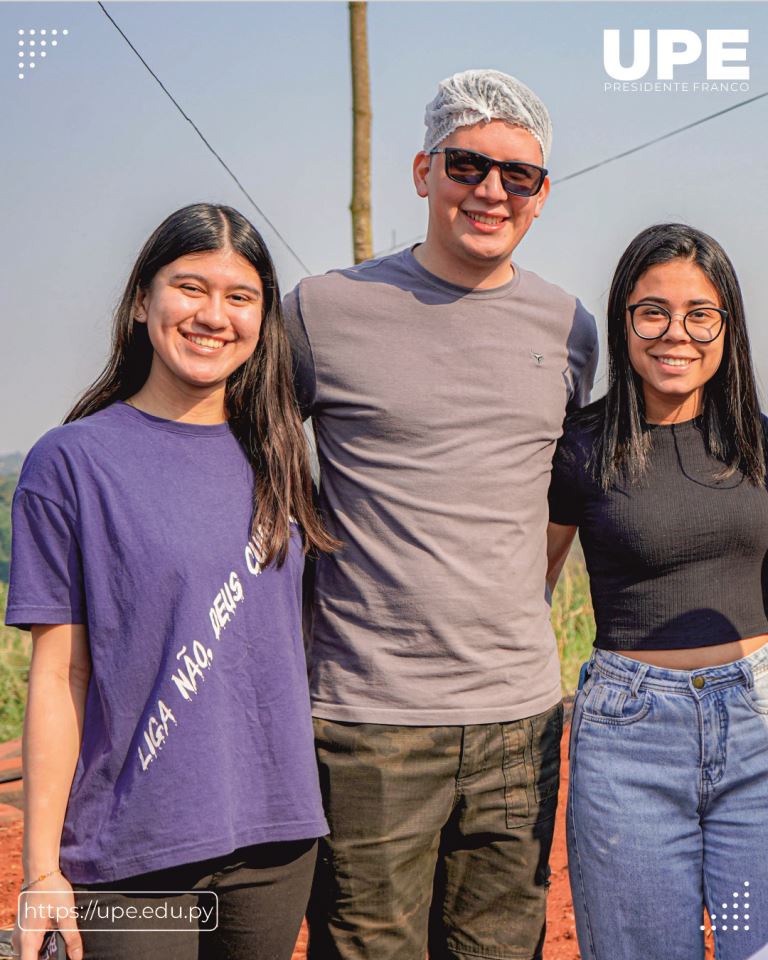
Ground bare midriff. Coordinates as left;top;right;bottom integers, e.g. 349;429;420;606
620;633;768;670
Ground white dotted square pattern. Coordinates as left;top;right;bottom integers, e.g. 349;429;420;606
702;883;752;935
16;27;68;79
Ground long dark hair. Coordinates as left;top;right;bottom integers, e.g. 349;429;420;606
588;222;764;488
66;202;338;565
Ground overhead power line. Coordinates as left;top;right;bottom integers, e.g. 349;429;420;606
553;90;768;185
375;90;768;258
97;3;312;276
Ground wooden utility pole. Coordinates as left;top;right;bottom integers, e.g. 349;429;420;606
349;1;373;263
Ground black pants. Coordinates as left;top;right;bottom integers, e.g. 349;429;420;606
74;838;316;960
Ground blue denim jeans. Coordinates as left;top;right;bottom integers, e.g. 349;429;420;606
568;646;768;960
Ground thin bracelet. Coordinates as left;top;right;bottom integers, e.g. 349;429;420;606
21;868;61;892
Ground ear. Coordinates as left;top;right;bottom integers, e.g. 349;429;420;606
532;176;550;220
413;151;431;198
133;288;148;323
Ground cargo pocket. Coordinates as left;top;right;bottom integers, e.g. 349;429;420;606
502;702;563;828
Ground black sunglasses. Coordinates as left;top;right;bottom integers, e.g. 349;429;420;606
429;147;548;197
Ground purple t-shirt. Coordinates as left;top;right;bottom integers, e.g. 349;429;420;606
6;402;327;883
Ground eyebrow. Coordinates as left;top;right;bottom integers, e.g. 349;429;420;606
636;296;718;307
169;273;262;298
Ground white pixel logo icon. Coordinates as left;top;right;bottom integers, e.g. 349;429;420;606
702;882;752;935
17;27;69;80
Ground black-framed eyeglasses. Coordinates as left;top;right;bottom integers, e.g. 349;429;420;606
428;147;548;197
628;302;727;343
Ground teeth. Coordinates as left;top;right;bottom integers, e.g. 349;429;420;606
186;335;225;349
657;357;691;367
466;212;504;225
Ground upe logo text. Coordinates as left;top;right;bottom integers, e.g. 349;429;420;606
604;30;749;81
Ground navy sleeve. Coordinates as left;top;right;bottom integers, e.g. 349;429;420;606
283;285;317;421
567;300;599;412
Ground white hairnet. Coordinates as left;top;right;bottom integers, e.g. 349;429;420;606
423;69;552;162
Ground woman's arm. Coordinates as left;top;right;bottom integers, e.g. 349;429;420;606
546;522;578;596
15;624;90;960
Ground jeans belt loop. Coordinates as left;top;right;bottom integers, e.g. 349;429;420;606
737;661;755;690
630;663;650;698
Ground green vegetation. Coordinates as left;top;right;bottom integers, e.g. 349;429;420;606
0;473;17;582
1;472;30;741
0;581;29;743
552;547;596;696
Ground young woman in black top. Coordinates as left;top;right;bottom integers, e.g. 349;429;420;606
548;223;768;960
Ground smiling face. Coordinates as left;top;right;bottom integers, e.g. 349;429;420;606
626;259;726;423
134;247;264;411
412;119;549;289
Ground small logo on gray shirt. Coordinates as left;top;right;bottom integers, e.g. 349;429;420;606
530;351;544;365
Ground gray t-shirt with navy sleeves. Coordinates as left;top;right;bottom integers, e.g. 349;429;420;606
284;248;598;724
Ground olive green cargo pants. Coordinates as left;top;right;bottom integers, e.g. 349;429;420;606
307;702;563;960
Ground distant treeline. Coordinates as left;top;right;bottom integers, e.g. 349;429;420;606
0;474;18;583
0;452;23;476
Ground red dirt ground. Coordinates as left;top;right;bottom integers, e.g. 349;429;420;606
0;730;714;958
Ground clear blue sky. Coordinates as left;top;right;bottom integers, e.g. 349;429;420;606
2;1;767;453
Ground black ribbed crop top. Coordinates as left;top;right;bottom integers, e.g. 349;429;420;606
549;413;768;651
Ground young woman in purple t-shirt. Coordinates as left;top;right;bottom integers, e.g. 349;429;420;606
7;204;336;960
548;224;768;960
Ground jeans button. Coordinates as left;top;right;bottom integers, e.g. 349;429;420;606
693;676;706;689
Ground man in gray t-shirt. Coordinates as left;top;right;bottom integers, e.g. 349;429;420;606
284;69;598;960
